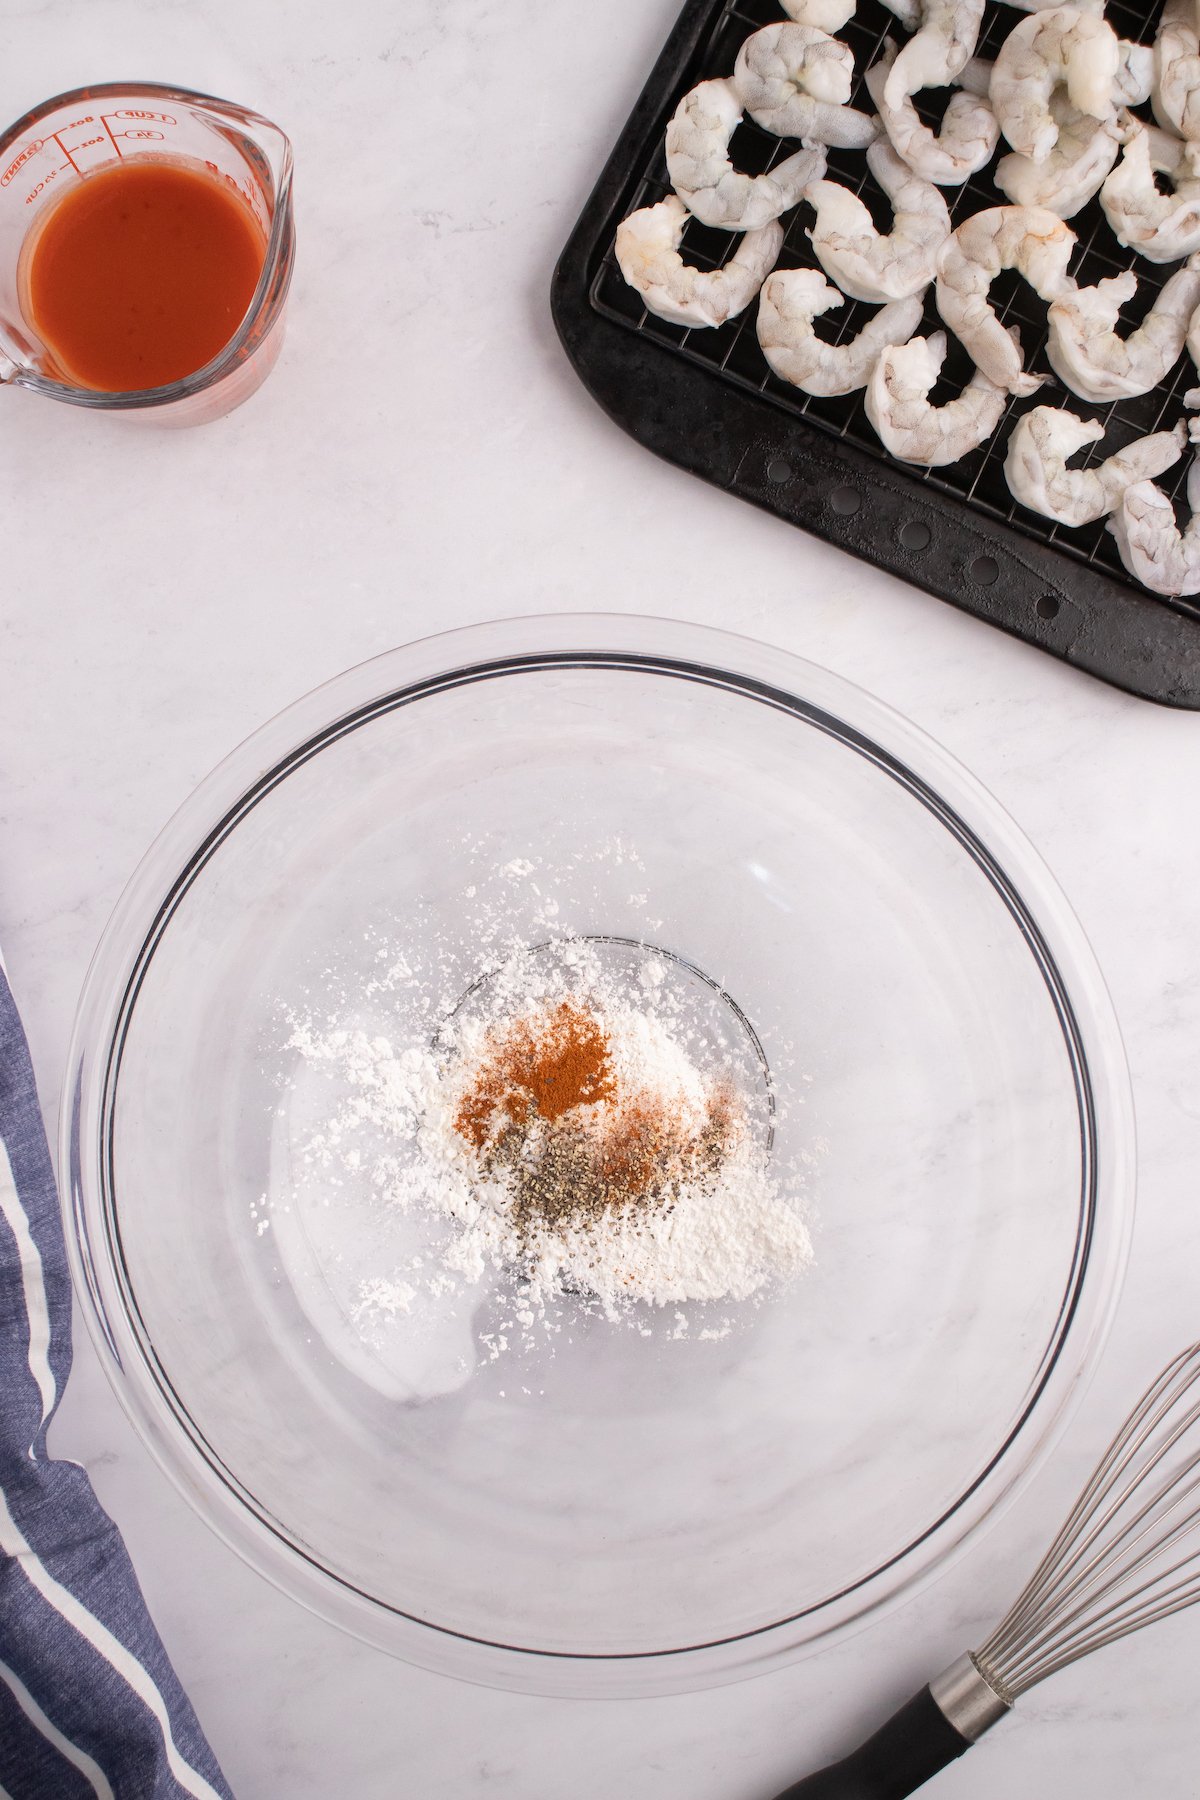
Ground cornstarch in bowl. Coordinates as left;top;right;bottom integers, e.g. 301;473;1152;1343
274;852;816;1401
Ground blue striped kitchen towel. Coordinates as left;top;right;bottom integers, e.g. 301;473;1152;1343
0;959;235;1800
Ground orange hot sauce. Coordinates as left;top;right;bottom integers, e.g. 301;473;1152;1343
22;159;266;392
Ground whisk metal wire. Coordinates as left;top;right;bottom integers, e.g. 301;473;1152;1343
774;1346;1200;1799
975;1344;1200;1700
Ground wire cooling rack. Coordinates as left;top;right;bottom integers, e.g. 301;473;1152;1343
552;0;1200;706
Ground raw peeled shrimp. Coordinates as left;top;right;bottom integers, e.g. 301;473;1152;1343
995;94;1124;218
805;141;950;301
1116;41;1154;108
957;36;1144;105
1046;260;1200;401
733;24;877;148
756;270;924;395
781;0;857;26
1005;408;1187;525
736;22;854;109
1101;124;1200;264
956;56;993;94
666;81;827;231
1006;0;1150;107
935;205;1076;397
1109;423;1200;595
990;7;1121;163
615;197;783;328
866;41;999;186
880;0;921;28
864;331;1008;465
882;0;986;111
1154;0;1200;141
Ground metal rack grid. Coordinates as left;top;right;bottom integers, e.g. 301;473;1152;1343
589;0;1199;618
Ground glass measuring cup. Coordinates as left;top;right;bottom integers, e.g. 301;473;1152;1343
0;84;294;424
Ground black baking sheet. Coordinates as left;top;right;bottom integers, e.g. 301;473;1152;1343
551;0;1200;707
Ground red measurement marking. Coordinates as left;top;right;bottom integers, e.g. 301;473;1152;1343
2;140;43;187
52;132;81;175
99;115;124;160
22;166;61;205
110;109;176;125
116;130;164;142
63;116;93;131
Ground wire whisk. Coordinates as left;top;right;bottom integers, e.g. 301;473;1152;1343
976;1342;1200;1701
773;1343;1200;1799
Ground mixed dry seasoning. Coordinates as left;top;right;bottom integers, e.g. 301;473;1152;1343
452;997;739;1237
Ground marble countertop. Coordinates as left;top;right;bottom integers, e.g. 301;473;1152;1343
4;2;1200;1795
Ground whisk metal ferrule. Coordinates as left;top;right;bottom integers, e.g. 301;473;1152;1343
929;1653;1012;1740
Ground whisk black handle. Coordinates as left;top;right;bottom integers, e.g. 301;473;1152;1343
770;1686;972;1799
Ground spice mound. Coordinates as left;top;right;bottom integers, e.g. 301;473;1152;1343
451;997;740;1237
425;956;812;1317
286;935;814;1344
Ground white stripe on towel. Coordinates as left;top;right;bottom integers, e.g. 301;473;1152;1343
0;1486;225;1800
0;1655;114;1800
0;1135;56;1437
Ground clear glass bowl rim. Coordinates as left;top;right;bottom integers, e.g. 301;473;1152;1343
61;613;1136;1696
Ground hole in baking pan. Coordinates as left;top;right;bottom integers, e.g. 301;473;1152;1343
767;458;793;484
829;486;861;516
899;520;931;552
970;555;1000;586
1037;595;1061;620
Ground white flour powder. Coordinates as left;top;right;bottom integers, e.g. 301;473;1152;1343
273;854;813;1377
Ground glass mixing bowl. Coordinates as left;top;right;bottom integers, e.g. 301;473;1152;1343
63;615;1134;1696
